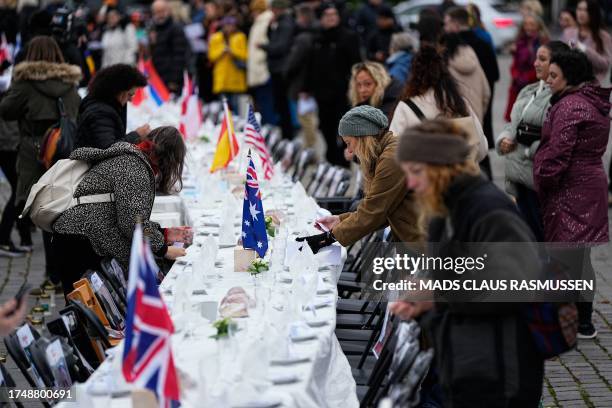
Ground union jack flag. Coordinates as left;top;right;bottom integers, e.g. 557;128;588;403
244;104;274;180
242;150;268;258
122;224;180;408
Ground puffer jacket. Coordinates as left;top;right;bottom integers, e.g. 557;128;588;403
208;31;248;94
101;24;138;67
0;61;81;203
332;131;423;246
53;143;166;268
247;10;273;88
448;45;490;123
495;80;551;196
150;17;189;92
75;94;140;149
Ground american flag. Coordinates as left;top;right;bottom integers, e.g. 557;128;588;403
244;104;274;180
242;150;268;258
122;224;180;408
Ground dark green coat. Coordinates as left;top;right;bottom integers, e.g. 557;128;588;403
0;61;81;203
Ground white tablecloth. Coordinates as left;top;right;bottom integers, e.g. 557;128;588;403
59;160;358;408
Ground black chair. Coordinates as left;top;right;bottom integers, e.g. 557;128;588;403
291;148;317;183
63;300;112;365
280;139;302;173
0;362;25;408
47;314;96;376
317;170;363;215
3;325;52;408
84;270;125;331
29;336;91;389
99;258;127;305
306;163;331;196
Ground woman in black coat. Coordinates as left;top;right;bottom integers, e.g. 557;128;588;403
75;64;149;149
392;119;545;407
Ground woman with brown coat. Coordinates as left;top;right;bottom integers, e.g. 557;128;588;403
297;105;422;252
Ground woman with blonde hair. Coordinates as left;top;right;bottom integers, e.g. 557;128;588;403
296;105;422;253
504;13;549;121
391;118;544;407
348;61;403;118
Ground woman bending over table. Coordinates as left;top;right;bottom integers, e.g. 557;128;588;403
297;105;423;253
52;126;187;295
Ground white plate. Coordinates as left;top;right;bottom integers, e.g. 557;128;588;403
305;319;329;328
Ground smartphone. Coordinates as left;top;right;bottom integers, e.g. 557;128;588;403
314;221;329;232
14;284;32;306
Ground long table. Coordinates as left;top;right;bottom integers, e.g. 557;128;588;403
58;147;359;408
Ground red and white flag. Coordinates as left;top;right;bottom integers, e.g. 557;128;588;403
244;104;273;180
179;71;202;140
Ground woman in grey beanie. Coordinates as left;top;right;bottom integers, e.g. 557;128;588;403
297;105;423;253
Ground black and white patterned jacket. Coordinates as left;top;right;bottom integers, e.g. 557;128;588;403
53;142;166;267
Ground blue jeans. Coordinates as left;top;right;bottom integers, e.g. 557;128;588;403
250;80;276;125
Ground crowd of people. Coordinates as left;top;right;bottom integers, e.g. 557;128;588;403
0;0;611;406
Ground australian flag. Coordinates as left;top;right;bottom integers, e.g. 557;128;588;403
122;224;180;408
242;150;268;258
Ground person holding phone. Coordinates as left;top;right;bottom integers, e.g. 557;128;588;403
0;298;27;336
297;106;423;253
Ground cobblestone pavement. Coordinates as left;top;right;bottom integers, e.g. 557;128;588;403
0;55;611;406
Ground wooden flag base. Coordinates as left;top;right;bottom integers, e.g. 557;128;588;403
234;248;257;272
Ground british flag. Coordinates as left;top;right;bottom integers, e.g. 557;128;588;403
242;150;268;258
122;224;180;408
244;104;274;180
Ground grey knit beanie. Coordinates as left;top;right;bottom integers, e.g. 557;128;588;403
338;105;388;137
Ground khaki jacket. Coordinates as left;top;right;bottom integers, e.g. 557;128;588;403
332;131;424;246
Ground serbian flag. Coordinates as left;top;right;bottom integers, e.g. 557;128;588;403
210;99;239;173
144;59;170;106
179;71;202;140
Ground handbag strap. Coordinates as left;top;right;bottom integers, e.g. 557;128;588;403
57;97;66;118
71;193;116;206
404;98;426;122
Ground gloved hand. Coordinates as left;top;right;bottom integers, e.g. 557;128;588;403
296;231;336;254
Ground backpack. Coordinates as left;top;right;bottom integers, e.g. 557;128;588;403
523;302;578;359
21;159;115;232
522;252;580;359
39;97;77;169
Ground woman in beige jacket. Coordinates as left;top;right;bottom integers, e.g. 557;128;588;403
442;33;490;123
390;45;488;162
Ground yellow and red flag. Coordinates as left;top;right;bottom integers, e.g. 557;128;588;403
210;100;239;172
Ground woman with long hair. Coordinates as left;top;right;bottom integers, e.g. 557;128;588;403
504;13;549;121
76;64;148;149
296;105;422;253
390;45;488;162
534;49;610;339
0;35;81;286
53;126;187;295
348;61;402;118
562;0;612;83
496;41;569;241
392;119;544;407
441;32;490;123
